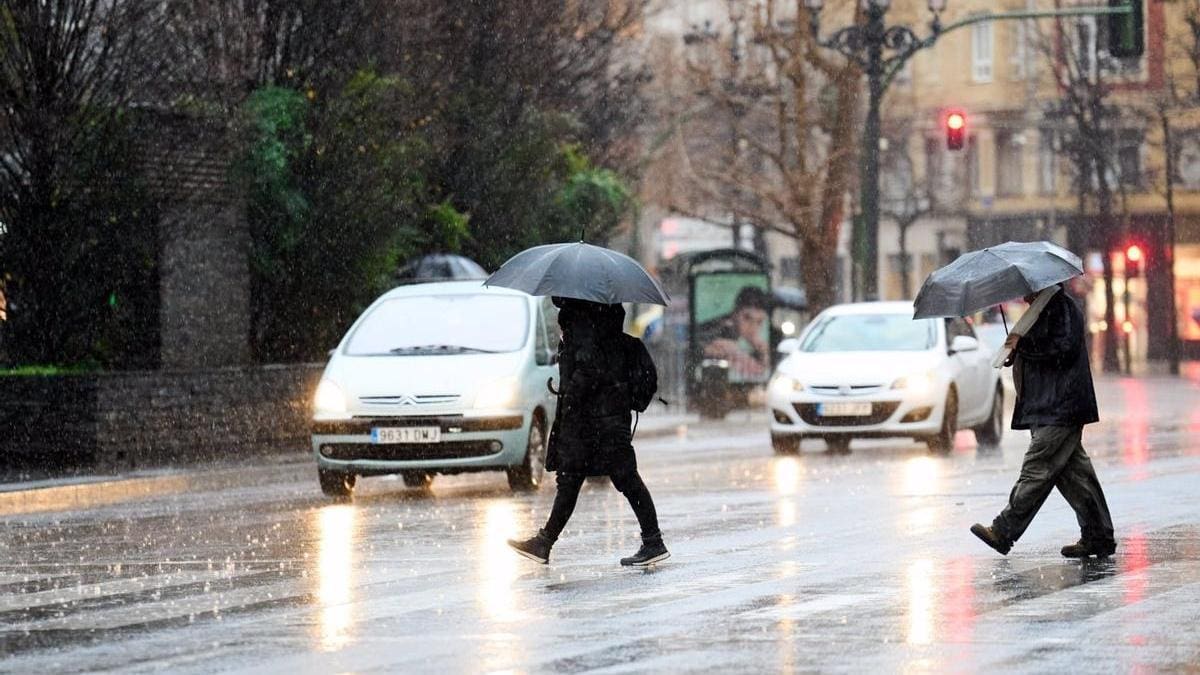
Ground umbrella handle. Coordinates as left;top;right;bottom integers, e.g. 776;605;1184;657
1001;309;1009;335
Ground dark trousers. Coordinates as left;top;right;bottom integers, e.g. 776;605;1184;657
541;470;662;543
993;425;1115;545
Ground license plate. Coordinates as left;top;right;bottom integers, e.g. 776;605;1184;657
818;402;872;417
371;426;441;444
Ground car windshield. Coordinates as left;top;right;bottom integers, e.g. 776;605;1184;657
344;294;529;356
800;313;936;352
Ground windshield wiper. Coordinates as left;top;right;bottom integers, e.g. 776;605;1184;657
388;344;500;355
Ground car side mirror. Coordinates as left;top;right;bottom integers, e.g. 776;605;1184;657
949;335;979;354
776;337;800;354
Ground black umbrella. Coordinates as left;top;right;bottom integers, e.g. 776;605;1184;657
485;242;669;305
913;240;1083;319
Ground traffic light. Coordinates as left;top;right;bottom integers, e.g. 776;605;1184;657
945;109;966;151
1108;0;1144;58
1125;244;1142;277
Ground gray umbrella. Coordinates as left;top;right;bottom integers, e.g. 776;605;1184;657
913;240;1083;319
485;242;670;305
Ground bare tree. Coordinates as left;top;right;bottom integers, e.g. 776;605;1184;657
1030;14;1145;373
671;0;861;312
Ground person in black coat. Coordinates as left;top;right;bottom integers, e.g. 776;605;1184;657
507;298;669;567
971;285;1116;558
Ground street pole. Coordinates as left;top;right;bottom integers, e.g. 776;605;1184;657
859;5;885;300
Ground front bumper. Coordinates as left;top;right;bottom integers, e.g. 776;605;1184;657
767;389;945;438
311;413;529;475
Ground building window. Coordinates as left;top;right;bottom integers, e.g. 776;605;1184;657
995;131;1024;197
972;21;993;82
1116;131;1142;189
1010;20;1030;80
1038;130;1057;195
1174;133;1200;190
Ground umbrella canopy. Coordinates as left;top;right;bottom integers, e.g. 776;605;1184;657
396;254;488;284
913;240;1083;319
485;242;670;305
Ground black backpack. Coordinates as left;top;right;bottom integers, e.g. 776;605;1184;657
624;335;658;413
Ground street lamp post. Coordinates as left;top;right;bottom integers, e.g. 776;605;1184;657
806;0;946;301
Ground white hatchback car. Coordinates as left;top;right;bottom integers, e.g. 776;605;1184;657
767;301;1003;454
310;281;558;497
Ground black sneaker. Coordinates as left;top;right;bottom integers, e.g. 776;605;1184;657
1061;539;1117;559
507;532;553;564
970;523;1012;555
620;538;670;567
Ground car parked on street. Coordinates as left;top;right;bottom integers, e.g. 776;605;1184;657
767;301;1003;455
310;281;558;497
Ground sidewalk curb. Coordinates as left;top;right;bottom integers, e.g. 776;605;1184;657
0;459;310;518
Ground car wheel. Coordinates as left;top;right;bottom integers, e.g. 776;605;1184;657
401;470;434;489
825;436;851;455
972;385;1004;447
318;469;355;498
507;417;546;492
771;433;800;455
927;389;958;455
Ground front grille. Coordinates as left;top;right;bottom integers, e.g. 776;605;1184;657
808;384;886;396
358;394;461;407
319;441;502;461
312;415;523;435
794;401;900;426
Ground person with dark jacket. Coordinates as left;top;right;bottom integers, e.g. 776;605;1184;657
506;298;669;567
971;285;1116;558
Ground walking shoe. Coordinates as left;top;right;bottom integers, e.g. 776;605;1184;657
507;531;554;564
970;523;1012;555
1061;539;1117;559
620;537;670;567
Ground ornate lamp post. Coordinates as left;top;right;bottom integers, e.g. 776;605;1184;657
806;0;946;300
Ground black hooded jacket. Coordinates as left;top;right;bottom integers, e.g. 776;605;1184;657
1010;288;1099;430
545;299;645;476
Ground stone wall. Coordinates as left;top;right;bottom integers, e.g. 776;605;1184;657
0;365;323;474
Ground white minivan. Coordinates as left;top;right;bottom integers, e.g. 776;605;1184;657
310;281;558;497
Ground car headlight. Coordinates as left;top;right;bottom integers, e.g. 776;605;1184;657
892;370;936;395
474;375;520;409
313;379;347;414
769;374;803;396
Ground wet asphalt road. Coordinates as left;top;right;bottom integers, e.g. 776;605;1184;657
2;375;1200;673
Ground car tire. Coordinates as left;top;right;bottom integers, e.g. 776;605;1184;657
825;436;851;455
973;385;1004;448
507;417;546;492
927;389;958;455
318;469;355;498
401;470;434;489
771;433;800;455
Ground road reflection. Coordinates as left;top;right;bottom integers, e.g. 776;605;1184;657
314;504;358;652
1118;379;1150;474
906;558;934;645
477;501;523;622
772;456;802;496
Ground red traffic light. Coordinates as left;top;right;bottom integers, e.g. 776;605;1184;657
1125;244;1142;262
945;109;966;151
1123;244;1143;277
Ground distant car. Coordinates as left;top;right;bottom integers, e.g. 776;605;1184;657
767;301;1003;455
310;281;559;497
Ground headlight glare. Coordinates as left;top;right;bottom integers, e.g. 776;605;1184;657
769;375;802;396
892;371;936;395
474;375;520;409
313;379;347;414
